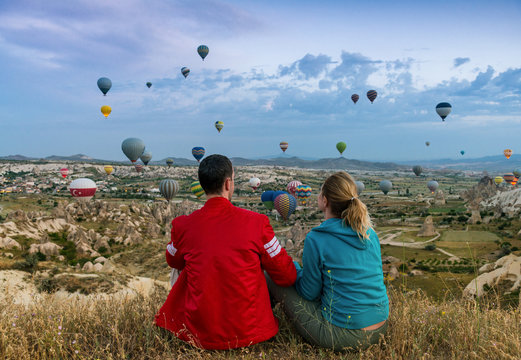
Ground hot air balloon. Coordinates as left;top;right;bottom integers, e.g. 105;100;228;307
412;165;423;177
513;170;521;179
197;45;209;60
504;173;515;185
104;165;114;175
146;82;152;88
181;67;190;78
436;102;452;121
351;94;359;104
261;190;275;210
460;150;465;156
336;142;347;156
140;151;152;165
101;105;111;118
59;168;69;179
121;138;145;163
274;193;297;220
97;77;112;96
494;176;504;185
367;90;377;103
425;141;430;147
379;180;392;195
134;164;144;173
504;149;513;159
295;184;312;205
159;179;179;202
166;158;174;168
355;181;365;196
249;177;261;190
512;178;519;187
192;147;205;162
215;121;224;133
427;180;439;194
69;178;97;200
190;181;205;198
280;141;289;153
287;180;303;197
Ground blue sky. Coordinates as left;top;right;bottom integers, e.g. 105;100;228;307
0;0;520;162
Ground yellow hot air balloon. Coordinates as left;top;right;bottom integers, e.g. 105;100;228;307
101;105;112;118
494;176;504;185
104;165;114;175
504;149;513;159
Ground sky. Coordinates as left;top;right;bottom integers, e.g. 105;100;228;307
0;0;520;162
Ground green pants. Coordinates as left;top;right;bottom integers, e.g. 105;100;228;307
266;275;388;351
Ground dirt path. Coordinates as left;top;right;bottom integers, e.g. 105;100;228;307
379;230;458;259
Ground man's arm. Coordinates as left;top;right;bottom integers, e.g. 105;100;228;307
166;219;185;270
259;216;296;286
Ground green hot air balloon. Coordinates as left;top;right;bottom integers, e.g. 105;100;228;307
336;142;347;156
159;179;179;202
379;180;392;195
121;138;145;163
190;181;205;198
146;82;152;88
97;77;112;96
140;150;152;165
166;158;174;168
412;165;423;176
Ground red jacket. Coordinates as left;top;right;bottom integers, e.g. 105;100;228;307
155;197;296;349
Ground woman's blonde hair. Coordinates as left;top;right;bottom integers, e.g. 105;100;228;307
320;171;372;239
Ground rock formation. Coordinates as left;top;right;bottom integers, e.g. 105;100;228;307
433;190;446;205
28;242;62;256
464;254;521;297
0;237;21;249
417;216;436;237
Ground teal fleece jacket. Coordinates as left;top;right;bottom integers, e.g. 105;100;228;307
294;218;389;329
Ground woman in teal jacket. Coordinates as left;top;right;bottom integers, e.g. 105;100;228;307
267;171;389;351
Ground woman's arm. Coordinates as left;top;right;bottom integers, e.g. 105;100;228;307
295;235;322;301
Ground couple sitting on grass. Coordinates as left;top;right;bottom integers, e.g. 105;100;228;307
155;155;389;351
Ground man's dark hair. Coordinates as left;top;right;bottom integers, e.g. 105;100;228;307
198;154;233;195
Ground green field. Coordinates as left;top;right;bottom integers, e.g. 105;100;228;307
440;230;501;242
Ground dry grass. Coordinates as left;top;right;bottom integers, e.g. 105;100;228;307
2;285;521;359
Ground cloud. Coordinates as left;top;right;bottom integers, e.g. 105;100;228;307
453;57;470;67
279;53;333;80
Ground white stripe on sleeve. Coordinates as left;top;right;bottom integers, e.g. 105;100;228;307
167;243;177;256
264;236;282;258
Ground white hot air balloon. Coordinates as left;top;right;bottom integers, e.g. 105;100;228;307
249;177;261;190
69;178;97;200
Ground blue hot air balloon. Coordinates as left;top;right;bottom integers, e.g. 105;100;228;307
197;45;209;60
181;67;190;78
121;138;145;163
261;190;275;210
192;147;205;162
436;102;452;121
97;77;112;96
367;90;377;103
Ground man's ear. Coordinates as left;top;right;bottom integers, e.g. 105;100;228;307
224;177;232;192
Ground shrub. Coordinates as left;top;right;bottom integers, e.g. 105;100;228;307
425;244;437;251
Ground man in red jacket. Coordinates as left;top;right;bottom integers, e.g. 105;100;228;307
155;154;297;350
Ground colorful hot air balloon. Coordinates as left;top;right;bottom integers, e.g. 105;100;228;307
280;141;289;153
59;168;69;179
215;121;224;133
512;178;519;187
134;164;144;173
494;176;504;185
287;180;303;197
69;178;97;200
101;105;111;118
351;94;359;104
503;173;515;185
425;141;430;147
504;149;513;159
190;181;205;198
97;77;112;96
295;184;312;205
513;170;521;179
104;165;114;175
146;82;152;88
355;181;365;196
249;177;261;190
336;142;347;156
121;138;145;163
436;102;452;121
181;67;190;78
274;193;297;220
412;165;423;176
261;190;275;210
192;147;205;162
379;180;392;195
367;90;377;103
460;150;465;156
166;158;174;168
197;45;209;60
427;180;439;194
140;151;152;165
159;179;179;202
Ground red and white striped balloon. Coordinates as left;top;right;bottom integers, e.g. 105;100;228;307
60;168;69;178
69;178;97;200
287;180;302;197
